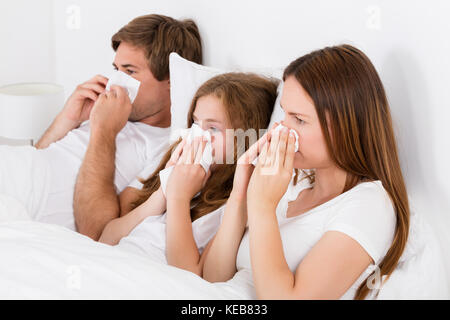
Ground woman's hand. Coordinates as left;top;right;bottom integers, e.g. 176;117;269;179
231;132;269;202
247;126;296;214
165;136;211;203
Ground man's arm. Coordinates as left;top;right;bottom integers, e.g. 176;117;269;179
73;131;119;240
35;114;80;149
73;86;132;240
35;75;108;149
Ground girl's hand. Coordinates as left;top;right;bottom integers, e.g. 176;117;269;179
247;126;296;213
165;136;211;203
165;138;186;169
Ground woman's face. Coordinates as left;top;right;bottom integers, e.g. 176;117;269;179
280;76;332;170
192;94;232;165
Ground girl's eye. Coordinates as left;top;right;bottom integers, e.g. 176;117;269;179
295;117;305;124
208;127;219;133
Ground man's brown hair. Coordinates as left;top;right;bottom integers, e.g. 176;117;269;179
111;14;202;81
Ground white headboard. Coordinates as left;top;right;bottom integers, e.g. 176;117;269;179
3;0;450;285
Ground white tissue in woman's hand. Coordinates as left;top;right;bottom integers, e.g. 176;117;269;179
159;124;214;195
105;70;141;103
252;124;299;166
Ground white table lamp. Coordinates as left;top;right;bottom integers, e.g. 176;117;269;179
0;83;65;145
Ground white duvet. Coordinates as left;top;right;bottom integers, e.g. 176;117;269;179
0;193;448;299
0;194;254;299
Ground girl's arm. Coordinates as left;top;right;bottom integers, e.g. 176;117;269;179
99;187;166;245
165;137;210;275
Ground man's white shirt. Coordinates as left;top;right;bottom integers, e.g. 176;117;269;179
35;121;171;229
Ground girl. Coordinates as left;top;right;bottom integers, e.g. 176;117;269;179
202;45;410;300
99;72;278;276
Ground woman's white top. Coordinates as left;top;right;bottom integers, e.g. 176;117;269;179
235;173;396;299
117;205;225;264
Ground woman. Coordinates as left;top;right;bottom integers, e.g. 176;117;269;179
99;72;279;276
202;45;410;300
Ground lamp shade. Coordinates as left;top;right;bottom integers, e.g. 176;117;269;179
0;83;64;142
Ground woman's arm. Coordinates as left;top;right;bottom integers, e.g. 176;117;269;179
201;194;247;282
201;132;269;282
99;187;166;245
247;128;372;299
247;202;372;299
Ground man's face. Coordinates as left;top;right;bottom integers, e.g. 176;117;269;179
112;42;170;122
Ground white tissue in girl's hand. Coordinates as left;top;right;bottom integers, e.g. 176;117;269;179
105;70;141;103
252;124;299;166
159;124;214;195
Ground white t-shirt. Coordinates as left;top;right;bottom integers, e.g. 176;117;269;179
117;205;225;264
235;174;396;300
36;121;171;230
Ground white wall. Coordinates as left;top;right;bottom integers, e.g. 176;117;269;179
0;0;55;87
2;0;450;288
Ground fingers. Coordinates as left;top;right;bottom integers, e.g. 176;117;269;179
88;74;109;87
78;87;100;102
190;136;200;164
168;139;186;166
80;82;106;95
177;136;208;168
238;132;268;165
178;139;191;165
258;139;269;166
284;132;296;170
266;127;281;166
267;122;281;142
110;85;129;102
194;137;208;165
277;127;289;168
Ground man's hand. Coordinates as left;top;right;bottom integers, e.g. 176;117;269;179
35;75;108;149
62;74;109;127
89;85;132;138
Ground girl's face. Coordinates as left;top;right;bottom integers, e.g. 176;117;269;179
192;94;232;165
280;76;332;170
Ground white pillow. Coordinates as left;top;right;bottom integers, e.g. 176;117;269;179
168;52;285;139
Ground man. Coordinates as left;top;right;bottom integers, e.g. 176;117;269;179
0;14;202;236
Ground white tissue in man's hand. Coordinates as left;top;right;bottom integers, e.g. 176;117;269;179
105;70;141;103
252;124;299;166
159;124;214;195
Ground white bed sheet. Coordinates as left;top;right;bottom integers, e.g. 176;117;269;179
0;193;255;299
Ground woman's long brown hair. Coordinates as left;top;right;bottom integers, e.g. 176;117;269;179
284;45;410;299
132;72;278;221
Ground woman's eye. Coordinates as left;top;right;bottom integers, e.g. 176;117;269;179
208;127;219;133
126;69;136;75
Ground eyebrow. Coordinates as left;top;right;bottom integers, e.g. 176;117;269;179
280;103;309;118
192;115;223;124
112;63;139;69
